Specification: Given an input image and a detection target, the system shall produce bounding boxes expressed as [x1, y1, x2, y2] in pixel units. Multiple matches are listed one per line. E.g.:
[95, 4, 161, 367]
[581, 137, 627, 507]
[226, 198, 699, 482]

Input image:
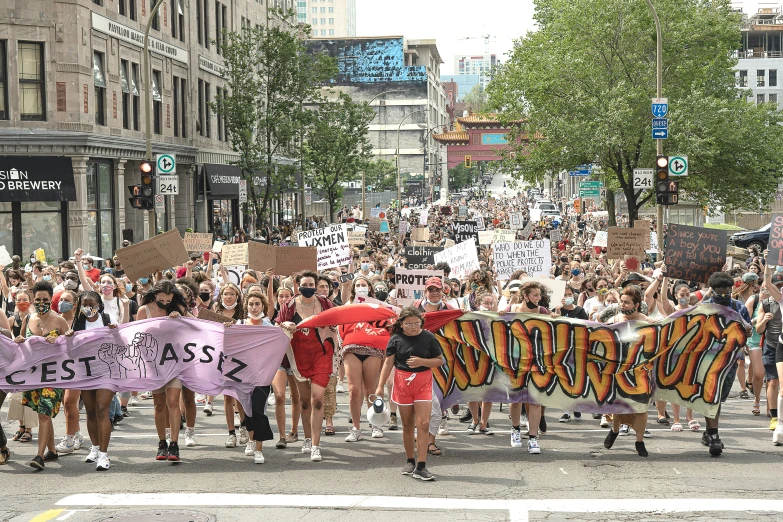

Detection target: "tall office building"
[454, 54, 500, 90]
[297, 0, 356, 37]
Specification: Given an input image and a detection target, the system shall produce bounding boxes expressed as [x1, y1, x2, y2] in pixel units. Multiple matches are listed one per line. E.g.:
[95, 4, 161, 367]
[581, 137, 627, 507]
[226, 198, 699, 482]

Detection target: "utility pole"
[646, 0, 665, 251]
[143, 0, 166, 239]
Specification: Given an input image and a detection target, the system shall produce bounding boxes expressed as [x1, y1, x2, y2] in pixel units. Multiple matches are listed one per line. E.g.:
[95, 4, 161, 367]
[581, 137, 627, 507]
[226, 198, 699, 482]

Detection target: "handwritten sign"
[453, 220, 480, 246]
[115, 228, 189, 282]
[368, 218, 381, 232]
[402, 245, 444, 269]
[419, 209, 429, 226]
[197, 307, 230, 323]
[634, 220, 652, 249]
[398, 220, 409, 236]
[348, 230, 366, 245]
[549, 229, 562, 243]
[768, 214, 783, 266]
[220, 243, 249, 266]
[592, 230, 608, 248]
[492, 229, 516, 243]
[493, 240, 551, 280]
[607, 227, 647, 258]
[458, 205, 468, 217]
[478, 231, 494, 245]
[298, 224, 350, 269]
[212, 240, 223, 253]
[184, 232, 213, 252]
[475, 216, 485, 231]
[0, 245, 12, 266]
[664, 223, 727, 284]
[411, 228, 430, 242]
[394, 269, 444, 307]
[520, 220, 533, 240]
[434, 239, 480, 279]
[510, 212, 524, 230]
[248, 242, 317, 275]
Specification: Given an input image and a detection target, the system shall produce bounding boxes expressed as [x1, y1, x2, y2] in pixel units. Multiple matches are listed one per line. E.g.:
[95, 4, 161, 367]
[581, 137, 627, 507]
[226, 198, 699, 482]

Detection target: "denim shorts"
[763, 340, 779, 381]
[720, 361, 738, 403]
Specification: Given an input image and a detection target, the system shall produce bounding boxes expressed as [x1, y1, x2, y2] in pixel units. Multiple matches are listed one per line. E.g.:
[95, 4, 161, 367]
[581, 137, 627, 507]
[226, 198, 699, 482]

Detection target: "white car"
[541, 209, 562, 221]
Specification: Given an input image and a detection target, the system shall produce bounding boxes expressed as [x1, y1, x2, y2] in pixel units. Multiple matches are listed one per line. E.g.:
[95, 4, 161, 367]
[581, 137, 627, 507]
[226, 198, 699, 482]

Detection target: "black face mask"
[375, 291, 389, 302]
[525, 300, 537, 309]
[199, 292, 211, 303]
[300, 287, 317, 298]
[155, 301, 169, 310]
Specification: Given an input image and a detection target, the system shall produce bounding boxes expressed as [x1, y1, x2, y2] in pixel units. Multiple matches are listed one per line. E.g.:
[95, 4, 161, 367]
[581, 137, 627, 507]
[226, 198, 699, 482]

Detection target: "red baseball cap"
[425, 277, 442, 289]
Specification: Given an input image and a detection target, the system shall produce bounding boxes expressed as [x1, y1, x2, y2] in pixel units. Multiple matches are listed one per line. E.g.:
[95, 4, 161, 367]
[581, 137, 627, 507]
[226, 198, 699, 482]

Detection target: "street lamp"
[396, 109, 428, 205]
[143, 0, 166, 240]
[646, 0, 665, 249]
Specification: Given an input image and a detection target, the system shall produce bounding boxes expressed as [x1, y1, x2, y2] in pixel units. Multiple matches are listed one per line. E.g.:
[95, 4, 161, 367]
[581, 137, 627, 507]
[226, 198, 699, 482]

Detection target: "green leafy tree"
[487, 0, 783, 224]
[448, 163, 477, 191]
[463, 84, 488, 114]
[303, 92, 375, 222]
[214, 9, 337, 226]
[365, 158, 398, 191]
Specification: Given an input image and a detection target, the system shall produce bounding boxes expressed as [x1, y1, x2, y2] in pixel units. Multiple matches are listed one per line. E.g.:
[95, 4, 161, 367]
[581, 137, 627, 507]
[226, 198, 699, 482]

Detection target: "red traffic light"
[141, 161, 154, 174]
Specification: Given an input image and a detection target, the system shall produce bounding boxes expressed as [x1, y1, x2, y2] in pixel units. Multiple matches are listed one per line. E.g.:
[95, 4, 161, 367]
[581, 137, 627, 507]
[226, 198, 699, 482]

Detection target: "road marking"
[29, 510, 64, 522]
[56, 511, 87, 521]
[673, 467, 681, 475]
[559, 467, 568, 475]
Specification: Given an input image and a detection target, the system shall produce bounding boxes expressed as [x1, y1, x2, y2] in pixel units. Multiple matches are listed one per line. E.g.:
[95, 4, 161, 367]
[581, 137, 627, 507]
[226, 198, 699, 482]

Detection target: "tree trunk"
[623, 184, 640, 225]
[606, 189, 616, 227]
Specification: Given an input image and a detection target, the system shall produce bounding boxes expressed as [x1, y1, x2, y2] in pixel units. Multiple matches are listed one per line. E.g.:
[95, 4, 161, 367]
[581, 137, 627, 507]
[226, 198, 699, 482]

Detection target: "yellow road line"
[29, 510, 64, 522]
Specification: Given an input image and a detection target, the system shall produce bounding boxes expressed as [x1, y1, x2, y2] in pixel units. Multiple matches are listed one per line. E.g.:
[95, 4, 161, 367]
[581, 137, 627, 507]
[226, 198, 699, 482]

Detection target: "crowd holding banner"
[0, 183, 774, 480]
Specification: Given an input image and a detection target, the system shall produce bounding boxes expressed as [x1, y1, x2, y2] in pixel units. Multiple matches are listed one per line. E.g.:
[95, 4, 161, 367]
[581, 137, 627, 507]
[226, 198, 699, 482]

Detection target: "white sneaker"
[139, 391, 153, 400]
[438, 415, 449, 435]
[600, 415, 610, 428]
[345, 427, 362, 442]
[267, 394, 275, 406]
[85, 445, 100, 463]
[510, 428, 523, 448]
[73, 432, 83, 450]
[165, 428, 171, 443]
[371, 426, 384, 438]
[301, 438, 313, 454]
[195, 394, 206, 405]
[225, 433, 237, 448]
[184, 428, 196, 447]
[96, 452, 110, 471]
[128, 395, 140, 406]
[239, 427, 249, 445]
[56, 435, 76, 454]
[336, 381, 346, 393]
[619, 424, 630, 436]
[528, 436, 541, 454]
[773, 429, 783, 446]
[203, 403, 213, 416]
[254, 450, 265, 464]
[521, 414, 529, 431]
[245, 440, 255, 456]
[310, 445, 322, 462]
[467, 422, 478, 434]
[559, 412, 571, 423]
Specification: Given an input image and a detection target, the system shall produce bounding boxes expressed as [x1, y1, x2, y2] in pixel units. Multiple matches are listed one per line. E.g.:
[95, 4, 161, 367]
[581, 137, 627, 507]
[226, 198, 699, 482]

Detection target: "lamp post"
[143, 0, 166, 240]
[645, 0, 665, 250]
[396, 109, 428, 205]
[361, 89, 402, 219]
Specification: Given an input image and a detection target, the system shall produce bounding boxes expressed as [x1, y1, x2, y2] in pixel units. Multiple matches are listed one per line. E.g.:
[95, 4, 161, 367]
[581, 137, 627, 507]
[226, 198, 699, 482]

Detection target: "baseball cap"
[425, 277, 442, 289]
[621, 272, 651, 288]
[742, 272, 759, 283]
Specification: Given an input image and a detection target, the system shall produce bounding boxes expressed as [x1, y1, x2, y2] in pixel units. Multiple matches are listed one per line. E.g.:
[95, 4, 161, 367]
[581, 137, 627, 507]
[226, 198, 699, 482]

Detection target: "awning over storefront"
[0, 156, 76, 202]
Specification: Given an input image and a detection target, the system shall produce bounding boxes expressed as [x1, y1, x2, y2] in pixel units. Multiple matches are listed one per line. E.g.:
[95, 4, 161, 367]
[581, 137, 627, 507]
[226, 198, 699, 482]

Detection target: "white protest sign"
[493, 229, 516, 243]
[520, 221, 533, 240]
[348, 230, 366, 245]
[212, 241, 224, 253]
[530, 209, 542, 222]
[394, 269, 444, 307]
[433, 239, 480, 279]
[518, 276, 567, 307]
[493, 240, 552, 280]
[549, 229, 562, 243]
[399, 220, 409, 236]
[478, 231, 494, 245]
[475, 216, 485, 231]
[298, 224, 350, 269]
[592, 230, 608, 248]
[0, 245, 13, 266]
[510, 212, 524, 230]
[419, 208, 429, 226]
[648, 231, 659, 253]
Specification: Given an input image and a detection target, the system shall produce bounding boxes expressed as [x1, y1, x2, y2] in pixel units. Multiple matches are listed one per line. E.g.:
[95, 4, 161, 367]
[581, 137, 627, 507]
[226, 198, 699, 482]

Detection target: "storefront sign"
[91, 12, 188, 64]
[198, 55, 225, 77]
[0, 156, 76, 202]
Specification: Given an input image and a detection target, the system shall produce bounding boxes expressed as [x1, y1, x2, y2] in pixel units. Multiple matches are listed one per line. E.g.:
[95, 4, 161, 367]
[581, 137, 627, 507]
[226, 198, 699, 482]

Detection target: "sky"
[355, 0, 538, 75]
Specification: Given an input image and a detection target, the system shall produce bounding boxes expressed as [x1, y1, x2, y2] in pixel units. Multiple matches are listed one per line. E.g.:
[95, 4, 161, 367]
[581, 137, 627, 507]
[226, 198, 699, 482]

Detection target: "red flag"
[423, 309, 465, 332]
[296, 303, 397, 329]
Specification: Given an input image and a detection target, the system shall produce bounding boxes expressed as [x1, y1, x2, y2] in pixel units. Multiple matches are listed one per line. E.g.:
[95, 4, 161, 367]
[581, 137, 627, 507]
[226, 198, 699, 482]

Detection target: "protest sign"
[459, 205, 468, 217]
[212, 241, 223, 252]
[368, 218, 381, 232]
[298, 224, 351, 269]
[220, 265, 245, 286]
[634, 220, 652, 249]
[510, 212, 524, 230]
[549, 229, 561, 243]
[0, 317, 290, 414]
[453, 220, 480, 246]
[529, 209, 542, 222]
[492, 229, 516, 243]
[440, 206, 452, 216]
[184, 232, 213, 253]
[607, 227, 647, 259]
[493, 240, 551, 279]
[478, 231, 494, 245]
[411, 228, 430, 242]
[402, 245, 444, 269]
[726, 255, 734, 271]
[348, 230, 366, 245]
[220, 243, 249, 266]
[398, 220, 409, 236]
[380, 220, 390, 233]
[419, 209, 429, 226]
[475, 216, 485, 231]
[592, 230, 608, 248]
[115, 228, 189, 282]
[370, 208, 386, 219]
[518, 276, 566, 305]
[35, 248, 46, 263]
[429, 304, 746, 418]
[394, 269, 444, 307]
[649, 231, 659, 253]
[434, 239, 480, 279]
[197, 307, 230, 323]
[520, 220, 533, 240]
[0, 245, 12, 266]
[444, 239, 455, 249]
[767, 214, 783, 266]
[248, 242, 317, 275]
[664, 223, 727, 283]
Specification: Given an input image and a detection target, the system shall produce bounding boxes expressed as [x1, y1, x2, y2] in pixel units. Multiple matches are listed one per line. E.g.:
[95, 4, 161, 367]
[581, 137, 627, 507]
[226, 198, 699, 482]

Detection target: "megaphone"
[366, 394, 391, 427]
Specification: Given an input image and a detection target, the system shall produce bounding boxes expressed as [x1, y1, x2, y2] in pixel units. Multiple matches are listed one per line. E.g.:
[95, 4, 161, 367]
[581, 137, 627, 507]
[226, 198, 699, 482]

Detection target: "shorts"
[323, 375, 337, 418]
[428, 389, 441, 437]
[391, 369, 433, 406]
[763, 341, 780, 381]
[278, 365, 294, 376]
[720, 361, 738, 404]
[153, 378, 183, 395]
[747, 341, 762, 352]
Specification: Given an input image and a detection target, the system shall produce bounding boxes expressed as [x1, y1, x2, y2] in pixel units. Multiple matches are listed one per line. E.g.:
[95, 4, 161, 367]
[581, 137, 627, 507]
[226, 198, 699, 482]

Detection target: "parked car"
[541, 209, 562, 221]
[729, 222, 770, 250]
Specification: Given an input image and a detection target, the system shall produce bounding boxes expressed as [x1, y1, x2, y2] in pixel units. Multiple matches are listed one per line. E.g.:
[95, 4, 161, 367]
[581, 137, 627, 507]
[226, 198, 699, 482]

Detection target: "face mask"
[355, 287, 369, 297]
[375, 291, 389, 302]
[139, 278, 149, 285]
[82, 264, 89, 271]
[35, 302, 50, 314]
[479, 305, 489, 311]
[199, 292, 211, 303]
[678, 297, 689, 306]
[471, 283, 479, 291]
[571, 269, 581, 277]
[525, 300, 537, 309]
[564, 297, 574, 306]
[15, 302, 30, 312]
[221, 299, 238, 310]
[63, 279, 78, 291]
[81, 306, 97, 318]
[777, 266, 783, 273]
[247, 311, 263, 320]
[58, 301, 74, 313]
[43, 275, 52, 281]
[361, 263, 370, 271]
[100, 284, 114, 295]
[155, 300, 169, 310]
[427, 299, 442, 306]
[621, 307, 635, 315]
[29, 257, 35, 264]
[125, 284, 133, 293]
[300, 287, 317, 298]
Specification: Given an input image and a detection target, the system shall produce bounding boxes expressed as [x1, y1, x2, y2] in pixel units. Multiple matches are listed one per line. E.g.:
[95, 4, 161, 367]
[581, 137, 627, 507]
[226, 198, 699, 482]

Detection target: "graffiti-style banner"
[0, 317, 289, 412]
[431, 305, 747, 417]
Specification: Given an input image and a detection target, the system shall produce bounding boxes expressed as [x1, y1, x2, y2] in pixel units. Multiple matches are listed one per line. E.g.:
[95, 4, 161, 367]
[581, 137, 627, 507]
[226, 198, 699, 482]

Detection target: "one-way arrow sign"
[652, 128, 668, 140]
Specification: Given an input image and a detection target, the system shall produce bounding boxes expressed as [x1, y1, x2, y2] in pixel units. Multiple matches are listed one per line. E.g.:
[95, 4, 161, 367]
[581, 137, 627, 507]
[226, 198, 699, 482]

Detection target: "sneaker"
[29, 455, 44, 470]
[559, 413, 571, 423]
[195, 394, 207, 405]
[204, 403, 213, 416]
[239, 427, 249, 445]
[85, 445, 100, 463]
[527, 437, 541, 454]
[55, 435, 76, 454]
[267, 394, 275, 406]
[128, 395, 140, 406]
[276, 438, 287, 449]
[139, 391, 153, 400]
[121, 406, 130, 418]
[301, 438, 313, 454]
[156, 440, 168, 461]
[438, 415, 449, 435]
[234, 412, 241, 428]
[451, 404, 460, 415]
[773, 429, 783, 446]
[96, 453, 110, 471]
[336, 381, 346, 393]
[459, 410, 473, 423]
[643, 430, 652, 438]
[167, 442, 180, 461]
[371, 426, 384, 439]
[184, 428, 196, 447]
[770, 418, 778, 431]
[708, 436, 723, 456]
[592, 413, 602, 420]
[42, 451, 59, 463]
[286, 432, 299, 443]
[225, 433, 237, 448]
[600, 415, 610, 428]
[521, 414, 529, 431]
[245, 440, 255, 456]
[254, 450, 265, 464]
[165, 428, 171, 443]
[310, 445, 322, 462]
[73, 432, 83, 450]
[401, 461, 415, 475]
[345, 427, 363, 442]
[619, 424, 630, 436]
[479, 425, 494, 435]
[573, 412, 581, 419]
[466, 422, 478, 434]
[539, 416, 547, 435]
[510, 428, 523, 448]
[412, 466, 435, 481]
[388, 413, 398, 431]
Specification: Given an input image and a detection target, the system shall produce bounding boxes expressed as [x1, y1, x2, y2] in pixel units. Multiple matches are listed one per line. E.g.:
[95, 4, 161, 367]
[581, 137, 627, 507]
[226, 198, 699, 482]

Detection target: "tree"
[464, 84, 488, 114]
[365, 158, 398, 191]
[215, 9, 337, 227]
[448, 163, 477, 191]
[303, 92, 375, 222]
[487, 0, 783, 224]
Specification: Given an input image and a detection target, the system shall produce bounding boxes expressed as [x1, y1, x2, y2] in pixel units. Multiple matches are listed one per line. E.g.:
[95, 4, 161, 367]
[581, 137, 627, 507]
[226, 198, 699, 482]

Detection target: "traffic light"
[129, 161, 155, 210]
[464, 155, 472, 168]
[655, 155, 672, 205]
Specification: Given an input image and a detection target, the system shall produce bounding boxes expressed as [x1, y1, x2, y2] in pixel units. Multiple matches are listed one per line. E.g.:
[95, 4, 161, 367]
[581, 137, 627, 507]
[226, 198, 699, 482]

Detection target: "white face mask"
[355, 287, 369, 297]
[247, 311, 263, 320]
[221, 300, 238, 310]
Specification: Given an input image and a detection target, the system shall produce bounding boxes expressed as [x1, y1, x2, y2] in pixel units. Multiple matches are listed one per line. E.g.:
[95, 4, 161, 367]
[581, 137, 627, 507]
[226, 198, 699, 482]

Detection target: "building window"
[150, 0, 160, 30]
[152, 70, 162, 134]
[197, 79, 204, 135]
[21, 202, 63, 261]
[312, 18, 317, 24]
[320, 18, 325, 24]
[203, 0, 210, 49]
[173, 75, 180, 137]
[131, 62, 140, 130]
[771, 69, 778, 87]
[0, 41, 7, 120]
[312, 6, 316, 12]
[320, 6, 325, 12]
[120, 60, 130, 129]
[328, 6, 333, 11]
[217, 87, 227, 142]
[85, 161, 115, 258]
[738, 70, 747, 87]
[215, 1, 222, 54]
[93, 52, 106, 126]
[93, 0, 103, 4]
[204, 81, 211, 138]
[119, 0, 137, 18]
[320, 29, 326, 36]
[18, 42, 45, 121]
[757, 93, 765, 104]
[329, 17, 334, 24]
[757, 70, 765, 87]
[221, 4, 227, 50]
[770, 93, 778, 104]
[197, 0, 202, 44]
[180, 77, 187, 138]
[172, 0, 185, 42]
[329, 29, 334, 35]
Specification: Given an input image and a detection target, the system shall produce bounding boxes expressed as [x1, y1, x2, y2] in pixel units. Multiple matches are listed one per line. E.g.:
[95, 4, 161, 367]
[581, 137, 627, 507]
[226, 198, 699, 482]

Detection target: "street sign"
[238, 180, 247, 204]
[579, 189, 600, 197]
[669, 155, 688, 177]
[157, 175, 179, 195]
[651, 98, 668, 118]
[652, 128, 668, 140]
[579, 181, 603, 188]
[155, 153, 176, 174]
[569, 170, 590, 177]
[652, 118, 668, 129]
[633, 168, 654, 189]
[154, 194, 164, 214]
[600, 188, 607, 198]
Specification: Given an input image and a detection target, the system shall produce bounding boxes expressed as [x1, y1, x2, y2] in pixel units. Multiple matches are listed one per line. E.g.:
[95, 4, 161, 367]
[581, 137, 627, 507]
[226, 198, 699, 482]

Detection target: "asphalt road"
[3, 378, 783, 522]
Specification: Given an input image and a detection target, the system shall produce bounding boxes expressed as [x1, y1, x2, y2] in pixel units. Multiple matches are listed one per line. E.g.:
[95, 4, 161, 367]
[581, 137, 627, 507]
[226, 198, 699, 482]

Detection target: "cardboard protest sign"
[348, 230, 366, 245]
[394, 269, 444, 307]
[419, 209, 429, 226]
[493, 240, 552, 279]
[298, 224, 351, 269]
[767, 214, 783, 266]
[664, 223, 727, 284]
[220, 243, 249, 266]
[478, 231, 494, 246]
[248, 241, 317, 275]
[444, 239, 455, 249]
[434, 239, 480, 279]
[411, 228, 430, 242]
[458, 205, 468, 217]
[607, 227, 647, 259]
[592, 231, 608, 248]
[493, 229, 516, 243]
[549, 229, 562, 243]
[368, 218, 381, 232]
[510, 212, 524, 230]
[115, 228, 189, 282]
[184, 232, 213, 253]
[520, 220, 533, 240]
[634, 220, 652, 249]
[453, 220, 480, 246]
[402, 245, 444, 269]
[398, 220, 409, 236]
[475, 216, 485, 231]
[197, 307, 230, 323]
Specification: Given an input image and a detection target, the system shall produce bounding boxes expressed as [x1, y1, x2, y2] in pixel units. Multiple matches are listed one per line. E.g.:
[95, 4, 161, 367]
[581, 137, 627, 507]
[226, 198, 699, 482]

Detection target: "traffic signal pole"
[143, 0, 166, 239]
[646, 0, 665, 252]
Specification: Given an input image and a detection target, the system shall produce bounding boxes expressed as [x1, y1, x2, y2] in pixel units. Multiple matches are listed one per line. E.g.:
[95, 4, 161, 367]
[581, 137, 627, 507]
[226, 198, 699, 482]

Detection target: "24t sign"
[157, 175, 179, 195]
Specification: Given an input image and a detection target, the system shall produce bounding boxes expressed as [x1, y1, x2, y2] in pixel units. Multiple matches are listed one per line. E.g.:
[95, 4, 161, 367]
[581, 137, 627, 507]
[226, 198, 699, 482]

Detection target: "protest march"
[0, 188, 773, 484]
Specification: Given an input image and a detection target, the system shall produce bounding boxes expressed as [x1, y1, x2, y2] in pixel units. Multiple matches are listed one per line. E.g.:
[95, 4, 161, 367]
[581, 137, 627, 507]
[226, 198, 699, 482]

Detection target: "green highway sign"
[579, 181, 603, 189]
[579, 189, 600, 197]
